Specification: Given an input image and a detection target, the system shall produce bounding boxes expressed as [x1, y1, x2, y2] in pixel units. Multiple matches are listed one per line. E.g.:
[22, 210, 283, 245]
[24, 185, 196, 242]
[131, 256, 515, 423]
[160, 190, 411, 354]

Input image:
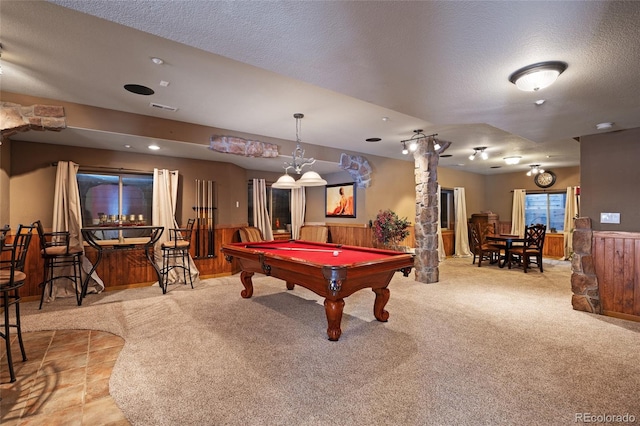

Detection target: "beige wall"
[0, 138, 11, 226]
[485, 166, 580, 222]
[581, 127, 640, 232]
[9, 141, 247, 229]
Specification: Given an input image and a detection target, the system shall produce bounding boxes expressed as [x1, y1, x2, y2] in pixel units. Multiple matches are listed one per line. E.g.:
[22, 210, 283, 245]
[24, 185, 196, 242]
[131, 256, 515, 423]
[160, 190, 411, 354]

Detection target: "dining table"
[80, 225, 164, 303]
[485, 233, 525, 268]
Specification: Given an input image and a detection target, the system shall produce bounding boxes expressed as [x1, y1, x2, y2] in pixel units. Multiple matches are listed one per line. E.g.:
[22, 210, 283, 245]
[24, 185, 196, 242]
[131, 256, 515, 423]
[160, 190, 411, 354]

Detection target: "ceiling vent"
[149, 102, 178, 112]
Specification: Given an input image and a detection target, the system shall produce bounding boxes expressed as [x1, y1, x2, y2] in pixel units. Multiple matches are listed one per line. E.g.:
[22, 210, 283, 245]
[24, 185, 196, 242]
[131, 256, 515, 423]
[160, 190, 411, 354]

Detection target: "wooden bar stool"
[160, 219, 195, 293]
[0, 224, 35, 382]
[35, 220, 84, 309]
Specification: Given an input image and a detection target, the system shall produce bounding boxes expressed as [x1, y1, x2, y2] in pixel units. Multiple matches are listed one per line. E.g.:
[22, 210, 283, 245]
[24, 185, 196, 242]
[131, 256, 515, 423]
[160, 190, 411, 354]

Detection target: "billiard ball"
[333, 250, 339, 256]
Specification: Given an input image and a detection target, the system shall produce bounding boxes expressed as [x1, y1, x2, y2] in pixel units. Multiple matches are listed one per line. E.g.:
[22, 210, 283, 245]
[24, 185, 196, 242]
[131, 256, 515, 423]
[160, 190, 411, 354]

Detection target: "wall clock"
[534, 170, 556, 188]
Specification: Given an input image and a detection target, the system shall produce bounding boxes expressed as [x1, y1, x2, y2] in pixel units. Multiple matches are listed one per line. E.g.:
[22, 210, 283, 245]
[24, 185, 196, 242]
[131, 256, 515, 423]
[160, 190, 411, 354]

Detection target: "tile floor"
[1, 329, 129, 425]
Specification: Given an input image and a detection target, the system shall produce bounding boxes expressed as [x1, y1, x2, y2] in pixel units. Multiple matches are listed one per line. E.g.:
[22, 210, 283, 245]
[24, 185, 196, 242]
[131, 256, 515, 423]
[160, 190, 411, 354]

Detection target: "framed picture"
[325, 183, 356, 218]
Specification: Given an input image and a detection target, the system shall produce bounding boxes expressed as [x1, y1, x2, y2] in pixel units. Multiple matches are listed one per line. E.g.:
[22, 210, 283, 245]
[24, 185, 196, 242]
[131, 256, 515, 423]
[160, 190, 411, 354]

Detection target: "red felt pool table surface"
[221, 240, 414, 341]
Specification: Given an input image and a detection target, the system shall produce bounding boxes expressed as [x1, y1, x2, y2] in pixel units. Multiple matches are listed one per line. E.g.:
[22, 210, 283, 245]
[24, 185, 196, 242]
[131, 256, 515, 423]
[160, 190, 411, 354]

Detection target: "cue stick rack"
[193, 179, 217, 259]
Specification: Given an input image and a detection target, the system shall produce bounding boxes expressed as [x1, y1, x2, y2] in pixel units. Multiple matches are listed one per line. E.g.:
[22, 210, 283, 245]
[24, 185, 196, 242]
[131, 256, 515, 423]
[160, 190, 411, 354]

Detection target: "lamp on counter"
[400, 130, 439, 155]
[509, 61, 568, 92]
[526, 164, 545, 176]
[272, 113, 327, 188]
[469, 146, 488, 161]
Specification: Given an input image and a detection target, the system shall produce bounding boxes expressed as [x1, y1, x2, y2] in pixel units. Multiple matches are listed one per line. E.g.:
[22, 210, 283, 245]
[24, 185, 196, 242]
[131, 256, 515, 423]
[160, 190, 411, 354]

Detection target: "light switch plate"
[600, 213, 620, 224]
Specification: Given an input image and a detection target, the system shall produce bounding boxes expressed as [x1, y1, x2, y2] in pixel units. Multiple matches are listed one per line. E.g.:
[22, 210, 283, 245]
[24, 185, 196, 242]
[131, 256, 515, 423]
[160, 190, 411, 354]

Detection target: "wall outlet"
[600, 212, 620, 224]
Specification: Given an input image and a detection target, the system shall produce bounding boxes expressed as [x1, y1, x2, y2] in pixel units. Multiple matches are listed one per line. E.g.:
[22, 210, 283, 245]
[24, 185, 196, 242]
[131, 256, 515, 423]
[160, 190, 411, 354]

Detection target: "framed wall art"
[325, 183, 356, 218]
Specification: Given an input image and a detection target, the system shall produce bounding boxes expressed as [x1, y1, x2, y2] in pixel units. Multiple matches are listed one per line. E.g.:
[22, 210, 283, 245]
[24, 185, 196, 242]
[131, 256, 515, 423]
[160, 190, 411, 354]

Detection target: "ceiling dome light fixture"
[469, 146, 488, 161]
[272, 113, 327, 189]
[509, 61, 568, 91]
[596, 122, 614, 130]
[503, 156, 522, 165]
[400, 130, 439, 155]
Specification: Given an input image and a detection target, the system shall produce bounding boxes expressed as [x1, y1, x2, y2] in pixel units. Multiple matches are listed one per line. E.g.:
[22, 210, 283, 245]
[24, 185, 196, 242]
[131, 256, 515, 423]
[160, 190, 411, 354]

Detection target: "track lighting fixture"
[400, 130, 439, 155]
[526, 164, 545, 176]
[469, 147, 488, 161]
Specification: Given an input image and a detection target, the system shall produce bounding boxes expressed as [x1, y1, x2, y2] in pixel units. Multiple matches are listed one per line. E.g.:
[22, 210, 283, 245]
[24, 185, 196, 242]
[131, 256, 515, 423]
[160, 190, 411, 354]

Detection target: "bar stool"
[160, 219, 195, 293]
[0, 223, 35, 382]
[35, 220, 84, 309]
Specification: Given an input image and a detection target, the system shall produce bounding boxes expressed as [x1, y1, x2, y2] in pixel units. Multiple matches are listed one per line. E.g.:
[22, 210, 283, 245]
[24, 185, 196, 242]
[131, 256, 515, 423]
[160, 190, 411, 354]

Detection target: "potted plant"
[373, 209, 410, 251]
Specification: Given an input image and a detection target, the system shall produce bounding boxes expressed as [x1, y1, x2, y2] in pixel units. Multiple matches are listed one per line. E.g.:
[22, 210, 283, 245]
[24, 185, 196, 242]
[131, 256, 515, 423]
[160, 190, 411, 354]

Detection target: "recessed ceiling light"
[148, 145, 160, 150]
[382, 117, 389, 122]
[535, 99, 546, 105]
[365, 137, 381, 142]
[503, 156, 522, 165]
[124, 144, 131, 149]
[151, 57, 164, 65]
[159, 80, 170, 87]
[596, 122, 613, 130]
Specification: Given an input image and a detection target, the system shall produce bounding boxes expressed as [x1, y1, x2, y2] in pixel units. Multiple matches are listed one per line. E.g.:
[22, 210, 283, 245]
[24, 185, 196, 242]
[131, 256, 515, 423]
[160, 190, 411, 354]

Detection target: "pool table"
[221, 240, 414, 341]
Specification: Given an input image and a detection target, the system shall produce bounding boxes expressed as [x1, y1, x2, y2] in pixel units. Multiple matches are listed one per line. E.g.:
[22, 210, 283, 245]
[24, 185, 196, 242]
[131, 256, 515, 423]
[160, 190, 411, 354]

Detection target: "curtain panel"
[453, 187, 471, 257]
[252, 178, 274, 241]
[510, 189, 526, 237]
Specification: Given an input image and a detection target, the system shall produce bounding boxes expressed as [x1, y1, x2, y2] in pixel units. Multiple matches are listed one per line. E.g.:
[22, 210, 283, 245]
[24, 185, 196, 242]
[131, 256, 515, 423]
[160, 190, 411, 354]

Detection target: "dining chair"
[160, 218, 195, 293]
[298, 225, 329, 243]
[0, 223, 35, 382]
[508, 224, 547, 273]
[469, 222, 501, 267]
[35, 220, 84, 309]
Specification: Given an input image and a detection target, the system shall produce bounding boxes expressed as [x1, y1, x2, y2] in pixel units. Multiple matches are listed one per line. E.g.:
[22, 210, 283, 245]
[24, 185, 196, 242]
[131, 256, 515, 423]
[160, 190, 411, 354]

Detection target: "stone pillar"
[413, 138, 451, 283]
[570, 217, 601, 313]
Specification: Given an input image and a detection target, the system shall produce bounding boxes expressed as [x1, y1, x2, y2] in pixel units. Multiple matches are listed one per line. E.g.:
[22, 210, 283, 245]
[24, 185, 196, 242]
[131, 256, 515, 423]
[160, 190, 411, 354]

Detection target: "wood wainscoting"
[325, 224, 454, 257]
[593, 231, 640, 321]
[17, 225, 243, 301]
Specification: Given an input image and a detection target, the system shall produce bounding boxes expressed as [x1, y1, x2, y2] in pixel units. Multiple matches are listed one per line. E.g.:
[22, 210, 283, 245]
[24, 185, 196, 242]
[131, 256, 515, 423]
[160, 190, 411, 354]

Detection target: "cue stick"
[195, 179, 200, 258]
[208, 180, 214, 257]
[245, 245, 342, 253]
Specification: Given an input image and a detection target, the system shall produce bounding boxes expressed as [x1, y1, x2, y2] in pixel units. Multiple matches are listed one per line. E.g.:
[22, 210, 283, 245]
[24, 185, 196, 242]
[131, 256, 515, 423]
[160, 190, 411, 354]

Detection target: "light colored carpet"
[19, 258, 640, 425]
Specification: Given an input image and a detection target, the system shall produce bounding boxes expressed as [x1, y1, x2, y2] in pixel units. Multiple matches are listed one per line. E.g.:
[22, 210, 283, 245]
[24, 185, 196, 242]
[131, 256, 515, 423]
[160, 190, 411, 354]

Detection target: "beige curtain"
[290, 187, 306, 240]
[437, 185, 446, 261]
[153, 168, 199, 283]
[563, 186, 580, 260]
[510, 189, 526, 237]
[253, 178, 274, 241]
[48, 161, 104, 302]
[453, 187, 471, 257]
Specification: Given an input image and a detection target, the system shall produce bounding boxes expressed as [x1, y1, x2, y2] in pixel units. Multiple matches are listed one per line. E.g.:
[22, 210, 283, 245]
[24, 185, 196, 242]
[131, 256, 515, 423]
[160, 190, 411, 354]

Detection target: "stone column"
[413, 138, 450, 283]
[570, 217, 601, 313]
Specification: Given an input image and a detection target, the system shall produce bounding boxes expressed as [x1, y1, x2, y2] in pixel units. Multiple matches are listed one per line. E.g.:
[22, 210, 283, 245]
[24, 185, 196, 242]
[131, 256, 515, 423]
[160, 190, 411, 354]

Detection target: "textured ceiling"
[3, 1, 640, 174]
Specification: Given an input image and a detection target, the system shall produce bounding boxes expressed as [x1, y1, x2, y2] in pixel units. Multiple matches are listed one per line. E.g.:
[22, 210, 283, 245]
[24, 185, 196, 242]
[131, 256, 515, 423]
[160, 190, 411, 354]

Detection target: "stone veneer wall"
[209, 135, 279, 158]
[570, 217, 601, 313]
[0, 102, 66, 138]
[413, 138, 451, 284]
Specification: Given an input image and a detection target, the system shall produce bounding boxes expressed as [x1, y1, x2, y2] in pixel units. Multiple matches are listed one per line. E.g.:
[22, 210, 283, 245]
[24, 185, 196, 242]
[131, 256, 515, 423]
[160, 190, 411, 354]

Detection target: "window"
[247, 182, 291, 231]
[440, 189, 454, 230]
[77, 172, 154, 227]
[525, 192, 566, 231]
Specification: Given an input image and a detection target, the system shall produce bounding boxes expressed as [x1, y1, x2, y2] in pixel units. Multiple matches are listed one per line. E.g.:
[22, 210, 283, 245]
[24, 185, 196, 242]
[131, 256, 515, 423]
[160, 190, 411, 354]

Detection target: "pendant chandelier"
[272, 113, 327, 188]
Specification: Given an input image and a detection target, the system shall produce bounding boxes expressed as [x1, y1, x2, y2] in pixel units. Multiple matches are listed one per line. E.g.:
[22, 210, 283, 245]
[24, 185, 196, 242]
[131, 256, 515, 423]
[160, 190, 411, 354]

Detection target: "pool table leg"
[286, 281, 295, 290]
[240, 271, 254, 298]
[372, 287, 390, 322]
[324, 298, 345, 341]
